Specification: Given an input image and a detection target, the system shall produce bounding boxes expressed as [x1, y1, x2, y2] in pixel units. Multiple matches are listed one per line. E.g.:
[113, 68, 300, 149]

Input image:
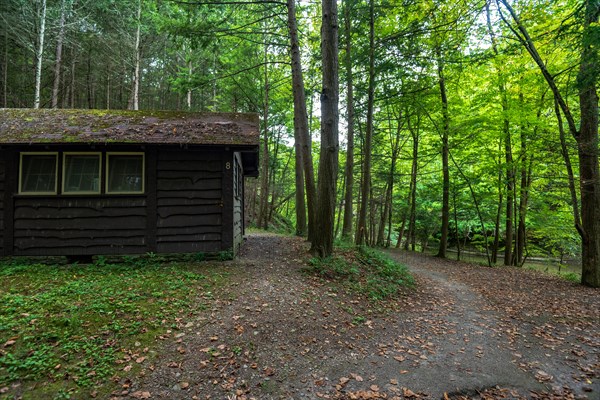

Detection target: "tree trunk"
[504, 120, 515, 266]
[555, 99, 583, 237]
[86, 45, 93, 109]
[287, 0, 308, 236]
[34, 0, 47, 109]
[129, 0, 142, 110]
[187, 56, 193, 109]
[105, 67, 110, 109]
[341, 0, 355, 241]
[492, 148, 502, 264]
[576, 0, 600, 287]
[396, 213, 407, 248]
[310, 0, 339, 258]
[453, 186, 461, 261]
[377, 185, 390, 246]
[488, 2, 514, 266]
[436, 54, 450, 258]
[406, 113, 419, 252]
[69, 47, 76, 108]
[52, 0, 68, 108]
[258, 46, 270, 230]
[498, 0, 599, 285]
[515, 91, 537, 265]
[3, 21, 8, 107]
[356, 0, 375, 246]
[378, 111, 403, 247]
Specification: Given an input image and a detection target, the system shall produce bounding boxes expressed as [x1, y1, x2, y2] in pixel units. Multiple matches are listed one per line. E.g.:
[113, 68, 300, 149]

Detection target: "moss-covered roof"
[0, 108, 259, 146]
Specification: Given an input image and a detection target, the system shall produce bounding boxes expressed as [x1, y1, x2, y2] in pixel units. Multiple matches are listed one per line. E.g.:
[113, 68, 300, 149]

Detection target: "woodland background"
[1, 0, 599, 282]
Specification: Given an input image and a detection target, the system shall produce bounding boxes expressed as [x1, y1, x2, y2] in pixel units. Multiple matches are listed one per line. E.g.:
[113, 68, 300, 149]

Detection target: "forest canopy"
[1, 0, 599, 286]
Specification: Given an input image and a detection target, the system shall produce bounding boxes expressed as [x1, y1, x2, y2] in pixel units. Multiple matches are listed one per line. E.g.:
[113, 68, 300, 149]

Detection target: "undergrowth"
[0, 256, 226, 398]
[306, 246, 414, 300]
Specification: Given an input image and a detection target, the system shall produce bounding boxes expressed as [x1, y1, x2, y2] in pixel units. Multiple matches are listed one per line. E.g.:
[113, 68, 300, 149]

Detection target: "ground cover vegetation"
[0, 255, 227, 398]
[1, 1, 598, 283]
[0, 237, 416, 398]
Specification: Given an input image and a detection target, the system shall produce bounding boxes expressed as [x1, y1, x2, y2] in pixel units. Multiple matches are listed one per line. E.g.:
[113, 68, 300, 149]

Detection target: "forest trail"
[130, 234, 599, 399]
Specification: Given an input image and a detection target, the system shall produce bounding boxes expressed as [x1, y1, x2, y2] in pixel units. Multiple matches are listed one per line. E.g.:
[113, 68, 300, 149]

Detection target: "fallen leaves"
[534, 370, 553, 382]
[131, 391, 151, 399]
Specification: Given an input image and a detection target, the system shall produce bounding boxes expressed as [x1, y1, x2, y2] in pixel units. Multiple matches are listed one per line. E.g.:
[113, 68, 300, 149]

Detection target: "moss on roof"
[0, 108, 259, 146]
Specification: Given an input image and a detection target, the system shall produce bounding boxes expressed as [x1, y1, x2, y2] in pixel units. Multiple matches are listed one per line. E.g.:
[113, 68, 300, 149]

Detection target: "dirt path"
[127, 234, 599, 400]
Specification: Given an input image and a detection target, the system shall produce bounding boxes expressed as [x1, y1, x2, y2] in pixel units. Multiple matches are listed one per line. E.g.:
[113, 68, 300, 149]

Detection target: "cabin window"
[19, 153, 58, 194]
[62, 153, 101, 194]
[106, 153, 145, 194]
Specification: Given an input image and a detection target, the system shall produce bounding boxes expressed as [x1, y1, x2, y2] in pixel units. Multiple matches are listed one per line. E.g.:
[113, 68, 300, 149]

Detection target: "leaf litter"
[115, 234, 598, 399]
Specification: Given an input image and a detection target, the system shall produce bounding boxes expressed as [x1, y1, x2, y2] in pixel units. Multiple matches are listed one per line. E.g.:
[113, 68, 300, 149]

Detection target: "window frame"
[18, 152, 59, 195]
[105, 152, 145, 195]
[61, 152, 102, 195]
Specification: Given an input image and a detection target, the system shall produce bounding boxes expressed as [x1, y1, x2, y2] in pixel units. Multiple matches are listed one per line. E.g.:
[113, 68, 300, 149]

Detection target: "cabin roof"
[0, 109, 259, 146]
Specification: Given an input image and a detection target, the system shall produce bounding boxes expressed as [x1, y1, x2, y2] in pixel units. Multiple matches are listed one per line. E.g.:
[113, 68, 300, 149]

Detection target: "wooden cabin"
[0, 109, 259, 258]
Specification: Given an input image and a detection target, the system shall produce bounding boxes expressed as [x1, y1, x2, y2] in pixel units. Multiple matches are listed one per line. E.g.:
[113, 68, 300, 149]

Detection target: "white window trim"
[62, 152, 102, 195]
[18, 152, 59, 195]
[105, 152, 145, 194]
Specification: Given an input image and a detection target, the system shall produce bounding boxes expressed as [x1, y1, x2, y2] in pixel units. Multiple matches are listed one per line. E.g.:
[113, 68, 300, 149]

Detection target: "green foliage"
[305, 246, 414, 300]
[0, 258, 223, 394]
[559, 272, 581, 283]
[218, 250, 234, 261]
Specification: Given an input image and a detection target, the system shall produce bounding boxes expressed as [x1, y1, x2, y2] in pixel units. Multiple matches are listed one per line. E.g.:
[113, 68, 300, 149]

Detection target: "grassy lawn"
[0, 255, 227, 399]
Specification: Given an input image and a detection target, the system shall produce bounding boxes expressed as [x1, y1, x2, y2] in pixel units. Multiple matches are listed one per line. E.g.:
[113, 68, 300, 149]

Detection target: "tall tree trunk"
[187, 57, 193, 109]
[405, 111, 419, 252]
[69, 47, 76, 108]
[515, 91, 538, 265]
[377, 185, 389, 246]
[86, 45, 93, 109]
[3, 21, 8, 107]
[106, 65, 111, 109]
[310, 0, 339, 258]
[436, 54, 450, 258]
[555, 99, 582, 237]
[492, 145, 503, 264]
[129, 0, 142, 110]
[497, 0, 600, 285]
[287, 0, 308, 236]
[52, 0, 68, 108]
[395, 213, 407, 248]
[356, 0, 375, 246]
[258, 46, 270, 230]
[377, 111, 403, 247]
[576, 0, 600, 287]
[504, 120, 515, 266]
[341, 0, 355, 241]
[34, 0, 47, 109]
[487, 2, 515, 266]
[453, 186, 461, 261]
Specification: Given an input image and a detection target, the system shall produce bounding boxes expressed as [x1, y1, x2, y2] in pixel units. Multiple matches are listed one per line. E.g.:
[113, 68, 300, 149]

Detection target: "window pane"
[107, 155, 144, 193]
[64, 154, 100, 193]
[21, 154, 57, 193]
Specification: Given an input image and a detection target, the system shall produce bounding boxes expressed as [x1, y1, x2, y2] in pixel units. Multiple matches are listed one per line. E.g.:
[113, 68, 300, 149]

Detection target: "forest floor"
[127, 233, 599, 400]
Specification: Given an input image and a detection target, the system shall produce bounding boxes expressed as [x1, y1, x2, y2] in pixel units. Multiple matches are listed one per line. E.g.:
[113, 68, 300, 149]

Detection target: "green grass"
[306, 246, 414, 300]
[0, 256, 226, 398]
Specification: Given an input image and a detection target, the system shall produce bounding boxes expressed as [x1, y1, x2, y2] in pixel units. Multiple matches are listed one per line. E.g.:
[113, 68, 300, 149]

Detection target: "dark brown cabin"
[0, 109, 259, 258]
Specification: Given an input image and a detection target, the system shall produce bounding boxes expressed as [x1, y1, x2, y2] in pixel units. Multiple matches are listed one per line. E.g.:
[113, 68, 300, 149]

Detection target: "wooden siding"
[0, 154, 4, 254]
[13, 197, 147, 255]
[156, 150, 223, 253]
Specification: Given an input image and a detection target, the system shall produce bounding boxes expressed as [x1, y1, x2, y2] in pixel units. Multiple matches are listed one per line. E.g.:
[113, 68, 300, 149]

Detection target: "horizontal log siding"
[156, 150, 223, 253]
[13, 197, 147, 255]
[0, 155, 4, 253]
